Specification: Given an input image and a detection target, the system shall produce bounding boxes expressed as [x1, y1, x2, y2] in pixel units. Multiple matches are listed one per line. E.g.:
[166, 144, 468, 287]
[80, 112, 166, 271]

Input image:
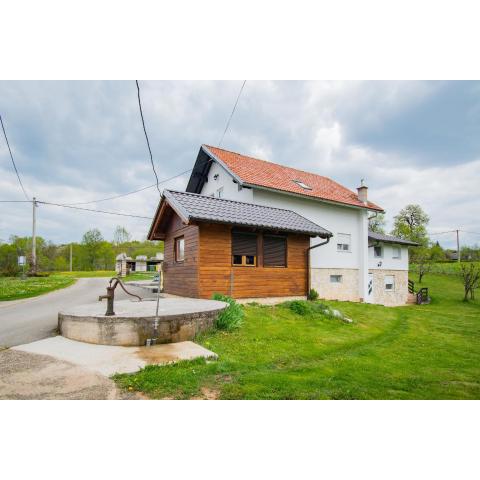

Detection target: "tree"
[460, 263, 480, 301]
[0, 244, 19, 276]
[412, 247, 432, 283]
[430, 241, 446, 262]
[113, 225, 131, 246]
[369, 213, 386, 233]
[82, 229, 104, 270]
[391, 204, 430, 246]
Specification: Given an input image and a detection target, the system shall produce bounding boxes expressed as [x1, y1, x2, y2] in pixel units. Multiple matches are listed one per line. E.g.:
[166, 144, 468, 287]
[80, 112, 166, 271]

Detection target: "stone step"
[407, 293, 417, 304]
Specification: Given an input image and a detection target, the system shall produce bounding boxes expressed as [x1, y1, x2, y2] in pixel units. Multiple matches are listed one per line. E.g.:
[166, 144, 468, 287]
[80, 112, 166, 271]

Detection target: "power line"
[37, 201, 152, 219]
[63, 168, 193, 206]
[66, 81, 247, 206]
[0, 114, 30, 201]
[461, 230, 480, 236]
[218, 80, 246, 147]
[428, 230, 457, 236]
[136, 80, 160, 196]
[0, 200, 32, 203]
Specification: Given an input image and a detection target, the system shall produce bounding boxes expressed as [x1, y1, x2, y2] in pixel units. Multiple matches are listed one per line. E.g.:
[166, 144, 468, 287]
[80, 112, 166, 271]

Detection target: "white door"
[366, 273, 374, 303]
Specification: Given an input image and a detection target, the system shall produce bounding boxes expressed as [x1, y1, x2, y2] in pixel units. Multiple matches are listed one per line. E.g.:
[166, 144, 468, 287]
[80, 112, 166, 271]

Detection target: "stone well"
[58, 298, 227, 346]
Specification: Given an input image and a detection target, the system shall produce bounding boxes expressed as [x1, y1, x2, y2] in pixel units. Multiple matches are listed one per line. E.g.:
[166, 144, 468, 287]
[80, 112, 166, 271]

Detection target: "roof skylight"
[292, 180, 312, 190]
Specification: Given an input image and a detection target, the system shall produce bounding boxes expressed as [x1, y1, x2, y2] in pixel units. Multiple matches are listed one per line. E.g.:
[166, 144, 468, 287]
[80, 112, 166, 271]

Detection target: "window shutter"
[263, 235, 286, 267]
[232, 232, 257, 256]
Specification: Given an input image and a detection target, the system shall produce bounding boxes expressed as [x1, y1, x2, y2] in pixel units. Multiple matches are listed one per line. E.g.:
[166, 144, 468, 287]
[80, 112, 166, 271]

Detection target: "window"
[292, 179, 312, 190]
[174, 236, 185, 262]
[216, 187, 223, 198]
[330, 275, 343, 283]
[392, 246, 401, 259]
[336, 233, 351, 252]
[374, 245, 383, 258]
[232, 231, 257, 267]
[384, 275, 395, 291]
[263, 235, 287, 267]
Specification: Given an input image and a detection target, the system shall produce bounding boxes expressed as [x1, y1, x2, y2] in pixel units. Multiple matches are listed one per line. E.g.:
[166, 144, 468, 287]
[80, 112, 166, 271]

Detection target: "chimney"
[357, 179, 368, 203]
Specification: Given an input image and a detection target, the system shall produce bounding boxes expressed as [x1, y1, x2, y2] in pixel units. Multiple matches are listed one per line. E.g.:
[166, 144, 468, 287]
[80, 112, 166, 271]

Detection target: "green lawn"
[114, 273, 480, 399]
[0, 270, 157, 301]
[0, 275, 76, 301]
[56, 270, 116, 278]
[411, 261, 480, 276]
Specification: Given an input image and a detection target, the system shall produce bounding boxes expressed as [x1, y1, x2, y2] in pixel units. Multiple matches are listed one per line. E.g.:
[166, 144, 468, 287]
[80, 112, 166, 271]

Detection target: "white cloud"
[0, 80, 478, 249]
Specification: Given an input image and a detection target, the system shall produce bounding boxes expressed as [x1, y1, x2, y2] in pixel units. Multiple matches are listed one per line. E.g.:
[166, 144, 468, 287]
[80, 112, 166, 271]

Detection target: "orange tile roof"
[203, 145, 384, 212]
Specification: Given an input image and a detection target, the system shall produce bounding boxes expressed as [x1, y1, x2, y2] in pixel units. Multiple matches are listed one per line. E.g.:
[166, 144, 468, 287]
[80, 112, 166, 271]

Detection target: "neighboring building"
[115, 252, 164, 277]
[148, 145, 417, 306]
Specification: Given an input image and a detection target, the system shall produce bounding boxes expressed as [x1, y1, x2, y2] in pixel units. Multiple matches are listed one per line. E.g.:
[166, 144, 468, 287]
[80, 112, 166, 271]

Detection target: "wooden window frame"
[174, 235, 185, 263]
[231, 231, 258, 267]
[232, 254, 257, 267]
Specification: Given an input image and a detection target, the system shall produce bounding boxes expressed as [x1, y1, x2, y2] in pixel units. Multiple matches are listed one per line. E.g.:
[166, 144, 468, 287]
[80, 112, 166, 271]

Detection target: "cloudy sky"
[1, 80, 479, 248]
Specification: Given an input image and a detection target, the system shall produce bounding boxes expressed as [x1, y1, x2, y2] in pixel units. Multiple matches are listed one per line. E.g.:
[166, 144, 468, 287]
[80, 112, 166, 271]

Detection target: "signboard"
[18, 255, 26, 266]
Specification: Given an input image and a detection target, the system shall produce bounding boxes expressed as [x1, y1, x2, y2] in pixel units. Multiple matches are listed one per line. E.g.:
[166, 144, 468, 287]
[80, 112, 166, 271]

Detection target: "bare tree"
[412, 247, 431, 283]
[460, 263, 480, 301]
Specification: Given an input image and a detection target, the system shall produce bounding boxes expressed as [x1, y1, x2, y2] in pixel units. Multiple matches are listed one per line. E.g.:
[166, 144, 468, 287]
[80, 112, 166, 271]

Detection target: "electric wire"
[136, 80, 161, 196]
[37, 201, 152, 219]
[63, 168, 193, 206]
[218, 80, 246, 147]
[0, 114, 30, 200]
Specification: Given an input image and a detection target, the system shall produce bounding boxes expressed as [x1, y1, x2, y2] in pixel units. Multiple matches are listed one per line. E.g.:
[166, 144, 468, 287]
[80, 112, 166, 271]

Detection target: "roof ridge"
[164, 189, 324, 225]
[203, 144, 331, 182]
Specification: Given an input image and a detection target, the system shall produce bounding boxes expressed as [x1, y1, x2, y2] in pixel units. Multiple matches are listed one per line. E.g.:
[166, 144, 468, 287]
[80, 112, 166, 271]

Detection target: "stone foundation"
[369, 269, 408, 306]
[310, 268, 360, 302]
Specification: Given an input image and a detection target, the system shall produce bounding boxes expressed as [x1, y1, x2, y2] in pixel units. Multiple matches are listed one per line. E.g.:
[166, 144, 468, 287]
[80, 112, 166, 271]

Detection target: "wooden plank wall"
[198, 223, 309, 299]
[163, 216, 199, 298]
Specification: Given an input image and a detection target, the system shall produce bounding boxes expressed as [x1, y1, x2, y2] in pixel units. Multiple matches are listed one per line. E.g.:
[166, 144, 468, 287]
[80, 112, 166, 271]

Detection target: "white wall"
[368, 244, 409, 270]
[252, 188, 365, 270]
[200, 162, 254, 202]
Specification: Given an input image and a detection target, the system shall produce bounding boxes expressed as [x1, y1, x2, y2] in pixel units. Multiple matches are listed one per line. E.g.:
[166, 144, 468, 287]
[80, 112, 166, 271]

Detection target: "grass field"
[411, 261, 480, 277]
[0, 270, 157, 301]
[0, 275, 76, 301]
[56, 270, 116, 278]
[114, 273, 480, 399]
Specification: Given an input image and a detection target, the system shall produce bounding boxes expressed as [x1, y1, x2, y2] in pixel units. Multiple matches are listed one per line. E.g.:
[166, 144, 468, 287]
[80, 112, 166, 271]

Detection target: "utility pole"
[456, 229, 461, 263]
[32, 197, 37, 274]
[70, 243, 73, 272]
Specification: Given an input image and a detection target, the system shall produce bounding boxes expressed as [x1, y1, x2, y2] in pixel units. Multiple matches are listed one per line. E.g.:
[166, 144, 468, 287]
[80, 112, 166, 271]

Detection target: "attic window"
[292, 180, 312, 190]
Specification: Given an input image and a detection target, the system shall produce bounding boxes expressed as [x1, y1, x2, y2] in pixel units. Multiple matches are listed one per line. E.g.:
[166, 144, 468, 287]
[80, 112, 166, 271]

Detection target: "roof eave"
[201, 145, 245, 186]
[190, 216, 332, 238]
[242, 183, 385, 213]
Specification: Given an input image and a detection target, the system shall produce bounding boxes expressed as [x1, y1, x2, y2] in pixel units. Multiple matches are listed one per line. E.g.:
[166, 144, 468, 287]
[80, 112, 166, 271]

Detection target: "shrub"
[307, 288, 319, 301]
[212, 293, 244, 330]
[287, 300, 311, 316]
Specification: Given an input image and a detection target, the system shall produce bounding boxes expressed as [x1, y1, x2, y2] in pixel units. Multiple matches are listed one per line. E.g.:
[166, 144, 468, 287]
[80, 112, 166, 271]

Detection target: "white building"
[115, 252, 164, 277]
[184, 144, 417, 306]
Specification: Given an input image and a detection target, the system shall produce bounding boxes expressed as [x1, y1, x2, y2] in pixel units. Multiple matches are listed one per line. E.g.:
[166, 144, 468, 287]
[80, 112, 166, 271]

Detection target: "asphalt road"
[0, 277, 148, 348]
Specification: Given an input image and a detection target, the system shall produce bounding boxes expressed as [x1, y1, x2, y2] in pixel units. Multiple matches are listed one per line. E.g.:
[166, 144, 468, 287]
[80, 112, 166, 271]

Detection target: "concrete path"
[13, 336, 217, 376]
[0, 277, 148, 348]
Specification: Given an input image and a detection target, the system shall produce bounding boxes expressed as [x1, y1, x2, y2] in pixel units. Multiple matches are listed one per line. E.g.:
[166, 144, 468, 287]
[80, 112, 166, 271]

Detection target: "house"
[148, 145, 417, 306]
[115, 252, 164, 277]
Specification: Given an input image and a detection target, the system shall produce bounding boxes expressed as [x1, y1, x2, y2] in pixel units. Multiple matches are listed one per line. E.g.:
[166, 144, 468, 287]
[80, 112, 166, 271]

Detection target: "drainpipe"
[306, 236, 331, 295]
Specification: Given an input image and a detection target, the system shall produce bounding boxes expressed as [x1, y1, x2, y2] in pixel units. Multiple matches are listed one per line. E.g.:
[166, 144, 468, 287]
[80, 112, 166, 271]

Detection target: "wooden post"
[70, 243, 73, 271]
[456, 230, 461, 263]
[31, 197, 37, 274]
